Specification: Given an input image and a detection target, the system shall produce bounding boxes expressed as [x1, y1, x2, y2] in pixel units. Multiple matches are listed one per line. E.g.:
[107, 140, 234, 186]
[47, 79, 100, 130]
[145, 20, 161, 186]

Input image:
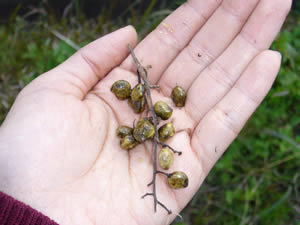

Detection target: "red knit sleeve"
[0, 191, 58, 225]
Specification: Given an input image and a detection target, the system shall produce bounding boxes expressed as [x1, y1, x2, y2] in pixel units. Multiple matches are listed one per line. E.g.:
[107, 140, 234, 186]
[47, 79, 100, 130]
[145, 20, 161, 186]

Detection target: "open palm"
[0, 0, 291, 224]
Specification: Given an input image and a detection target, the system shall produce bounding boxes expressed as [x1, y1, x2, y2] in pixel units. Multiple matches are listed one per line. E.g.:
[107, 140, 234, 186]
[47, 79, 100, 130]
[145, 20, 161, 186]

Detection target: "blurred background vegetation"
[0, 0, 299, 224]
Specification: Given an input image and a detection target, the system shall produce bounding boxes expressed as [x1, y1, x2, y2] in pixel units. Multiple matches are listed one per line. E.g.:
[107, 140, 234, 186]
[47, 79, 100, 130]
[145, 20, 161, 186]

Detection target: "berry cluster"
[110, 45, 189, 214]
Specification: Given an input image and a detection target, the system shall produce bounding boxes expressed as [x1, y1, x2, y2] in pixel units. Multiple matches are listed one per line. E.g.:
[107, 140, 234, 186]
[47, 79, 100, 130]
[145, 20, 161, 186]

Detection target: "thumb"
[24, 25, 138, 99]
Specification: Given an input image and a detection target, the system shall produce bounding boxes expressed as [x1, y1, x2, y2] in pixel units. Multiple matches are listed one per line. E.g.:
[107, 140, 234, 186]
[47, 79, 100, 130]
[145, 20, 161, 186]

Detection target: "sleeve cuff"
[0, 191, 58, 225]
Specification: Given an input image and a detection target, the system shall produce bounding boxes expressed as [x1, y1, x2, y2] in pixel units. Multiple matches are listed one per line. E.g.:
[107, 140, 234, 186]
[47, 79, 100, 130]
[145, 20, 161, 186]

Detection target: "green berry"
[158, 122, 175, 142]
[116, 125, 133, 138]
[120, 135, 138, 150]
[167, 171, 189, 189]
[158, 147, 174, 170]
[154, 101, 173, 120]
[133, 118, 155, 142]
[111, 80, 131, 100]
[171, 86, 186, 107]
[131, 83, 145, 102]
[128, 97, 146, 114]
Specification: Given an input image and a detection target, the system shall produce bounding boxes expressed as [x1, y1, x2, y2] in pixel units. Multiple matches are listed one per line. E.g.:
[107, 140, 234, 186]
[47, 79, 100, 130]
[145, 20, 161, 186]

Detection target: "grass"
[0, 1, 299, 224]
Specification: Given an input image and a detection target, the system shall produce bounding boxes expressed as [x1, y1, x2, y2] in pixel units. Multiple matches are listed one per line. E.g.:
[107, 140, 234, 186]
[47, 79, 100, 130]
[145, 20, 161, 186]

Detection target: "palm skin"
[0, 0, 291, 224]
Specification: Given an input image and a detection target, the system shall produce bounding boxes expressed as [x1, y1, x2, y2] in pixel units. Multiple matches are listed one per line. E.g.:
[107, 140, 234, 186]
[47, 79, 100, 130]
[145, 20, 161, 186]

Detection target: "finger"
[24, 26, 138, 99]
[158, 0, 260, 93]
[185, 0, 291, 124]
[120, 0, 222, 84]
[191, 50, 281, 174]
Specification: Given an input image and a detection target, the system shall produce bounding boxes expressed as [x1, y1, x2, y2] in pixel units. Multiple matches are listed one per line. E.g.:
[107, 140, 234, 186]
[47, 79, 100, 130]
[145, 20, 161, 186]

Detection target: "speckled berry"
[116, 125, 133, 138]
[158, 122, 175, 142]
[131, 83, 145, 102]
[158, 147, 174, 170]
[120, 135, 138, 150]
[128, 97, 146, 114]
[111, 80, 131, 100]
[154, 101, 173, 120]
[133, 118, 155, 142]
[167, 171, 188, 189]
[171, 86, 186, 107]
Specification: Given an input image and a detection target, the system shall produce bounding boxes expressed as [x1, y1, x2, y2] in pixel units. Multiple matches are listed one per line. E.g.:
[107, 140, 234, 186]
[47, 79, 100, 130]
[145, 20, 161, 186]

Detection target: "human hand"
[0, 0, 291, 224]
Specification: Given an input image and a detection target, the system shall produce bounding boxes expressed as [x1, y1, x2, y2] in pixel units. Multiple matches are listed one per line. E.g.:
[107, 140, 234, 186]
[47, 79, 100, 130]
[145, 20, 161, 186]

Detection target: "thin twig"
[128, 44, 172, 214]
[157, 140, 182, 155]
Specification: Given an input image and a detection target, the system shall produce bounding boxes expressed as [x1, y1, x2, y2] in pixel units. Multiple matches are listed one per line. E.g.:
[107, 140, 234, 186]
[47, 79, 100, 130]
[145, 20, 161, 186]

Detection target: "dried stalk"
[128, 44, 172, 214]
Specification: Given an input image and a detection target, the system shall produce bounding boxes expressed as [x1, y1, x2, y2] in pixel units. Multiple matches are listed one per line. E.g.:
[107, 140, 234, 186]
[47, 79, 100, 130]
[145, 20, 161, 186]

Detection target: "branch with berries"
[111, 44, 188, 214]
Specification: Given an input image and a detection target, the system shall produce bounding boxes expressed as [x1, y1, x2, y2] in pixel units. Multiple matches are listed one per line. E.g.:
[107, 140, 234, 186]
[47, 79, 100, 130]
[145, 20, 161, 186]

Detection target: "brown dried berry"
[116, 125, 133, 138]
[158, 122, 175, 142]
[111, 80, 131, 100]
[154, 101, 173, 120]
[167, 171, 189, 189]
[171, 86, 186, 107]
[133, 118, 155, 142]
[120, 135, 138, 150]
[158, 147, 174, 170]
